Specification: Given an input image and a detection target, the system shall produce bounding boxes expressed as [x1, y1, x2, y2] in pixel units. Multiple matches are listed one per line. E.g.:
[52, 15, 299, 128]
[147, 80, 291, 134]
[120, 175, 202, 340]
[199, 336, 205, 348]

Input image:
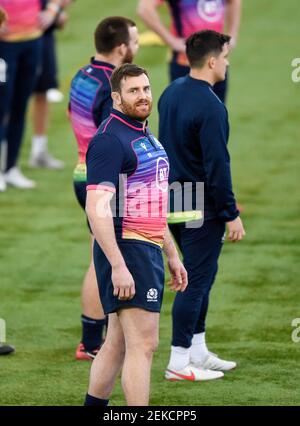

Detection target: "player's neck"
[94, 53, 123, 68]
[189, 68, 216, 86]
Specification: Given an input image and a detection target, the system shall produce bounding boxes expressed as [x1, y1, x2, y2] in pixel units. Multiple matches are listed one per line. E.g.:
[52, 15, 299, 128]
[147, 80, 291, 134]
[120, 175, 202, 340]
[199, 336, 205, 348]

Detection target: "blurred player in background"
[0, 0, 63, 191]
[137, 0, 242, 102]
[29, 0, 73, 170]
[69, 17, 139, 361]
[159, 30, 245, 381]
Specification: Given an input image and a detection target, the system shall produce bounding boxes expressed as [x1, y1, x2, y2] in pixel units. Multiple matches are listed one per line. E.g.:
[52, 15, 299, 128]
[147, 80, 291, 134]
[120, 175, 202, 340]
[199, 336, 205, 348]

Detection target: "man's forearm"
[225, 0, 241, 44]
[86, 195, 125, 269]
[137, 0, 174, 47]
[163, 227, 179, 260]
[46, 0, 63, 15]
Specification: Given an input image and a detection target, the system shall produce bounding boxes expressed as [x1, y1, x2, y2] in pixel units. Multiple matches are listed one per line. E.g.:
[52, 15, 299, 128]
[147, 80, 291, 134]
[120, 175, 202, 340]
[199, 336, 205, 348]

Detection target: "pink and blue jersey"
[86, 109, 169, 248]
[69, 59, 114, 181]
[0, 0, 42, 41]
[159, 0, 225, 66]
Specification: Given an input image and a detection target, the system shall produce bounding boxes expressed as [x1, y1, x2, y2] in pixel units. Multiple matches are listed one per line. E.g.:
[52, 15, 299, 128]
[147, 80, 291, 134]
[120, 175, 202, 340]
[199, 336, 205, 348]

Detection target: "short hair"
[94, 17, 136, 54]
[110, 63, 149, 93]
[186, 30, 231, 68]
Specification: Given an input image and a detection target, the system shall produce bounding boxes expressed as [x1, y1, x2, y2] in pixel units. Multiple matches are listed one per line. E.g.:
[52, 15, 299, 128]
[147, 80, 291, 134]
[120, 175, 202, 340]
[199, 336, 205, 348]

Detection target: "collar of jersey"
[110, 109, 148, 132]
[90, 58, 115, 70]
[187, 75, 213, 88]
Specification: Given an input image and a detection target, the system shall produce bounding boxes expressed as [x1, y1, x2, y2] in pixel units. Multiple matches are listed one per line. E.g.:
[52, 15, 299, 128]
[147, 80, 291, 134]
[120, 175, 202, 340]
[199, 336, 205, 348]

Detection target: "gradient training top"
[86, 109, 169, 248]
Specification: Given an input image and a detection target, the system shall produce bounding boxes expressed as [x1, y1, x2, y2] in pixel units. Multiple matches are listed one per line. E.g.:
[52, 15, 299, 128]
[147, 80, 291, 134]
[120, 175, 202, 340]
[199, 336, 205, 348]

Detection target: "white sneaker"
[0, 172, 7, 192]
[28, 151, 64, 170]
[165, 364, 224, 381]
[46, 89, 64, 103]
[5, 167, 36, 189]
[193, 354, 237, 371]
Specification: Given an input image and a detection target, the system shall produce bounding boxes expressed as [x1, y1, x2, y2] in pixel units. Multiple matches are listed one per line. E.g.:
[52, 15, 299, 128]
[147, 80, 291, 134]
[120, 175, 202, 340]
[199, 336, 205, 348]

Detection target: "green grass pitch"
[0, 0, 300, 406]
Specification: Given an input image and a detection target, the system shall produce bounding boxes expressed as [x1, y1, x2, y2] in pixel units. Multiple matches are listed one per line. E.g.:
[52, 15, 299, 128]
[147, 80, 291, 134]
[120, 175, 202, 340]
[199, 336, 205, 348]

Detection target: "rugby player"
[69, 17, 139, 360]
[84, 64, 188, 406]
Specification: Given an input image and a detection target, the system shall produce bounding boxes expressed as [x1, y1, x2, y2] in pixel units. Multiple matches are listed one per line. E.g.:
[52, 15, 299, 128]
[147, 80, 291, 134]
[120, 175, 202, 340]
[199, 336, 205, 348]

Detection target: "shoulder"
[89, 130, 121, 150]
[159, 77, 188, 105]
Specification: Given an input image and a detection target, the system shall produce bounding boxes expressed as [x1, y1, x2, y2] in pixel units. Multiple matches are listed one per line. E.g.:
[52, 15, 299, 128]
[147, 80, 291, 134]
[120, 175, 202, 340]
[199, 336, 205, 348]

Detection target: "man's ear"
[111, 91, 121, 106]
[208, 55, 216, 70]
[118, 43, 127, 59]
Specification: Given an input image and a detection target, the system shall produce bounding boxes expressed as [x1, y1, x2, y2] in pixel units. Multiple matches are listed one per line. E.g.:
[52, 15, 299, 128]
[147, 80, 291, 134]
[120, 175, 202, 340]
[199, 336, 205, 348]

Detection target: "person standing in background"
[29, 0, 73, 170]
[137, 0, 242, 102]
[69, 17, 139, 360]
[158, 30, 245, 381]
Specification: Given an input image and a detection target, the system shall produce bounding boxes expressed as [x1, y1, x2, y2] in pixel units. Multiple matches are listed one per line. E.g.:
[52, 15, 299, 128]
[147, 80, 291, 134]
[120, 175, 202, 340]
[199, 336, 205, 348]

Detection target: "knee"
[103, 335, 126, 359]
[137, 335, 159, 358]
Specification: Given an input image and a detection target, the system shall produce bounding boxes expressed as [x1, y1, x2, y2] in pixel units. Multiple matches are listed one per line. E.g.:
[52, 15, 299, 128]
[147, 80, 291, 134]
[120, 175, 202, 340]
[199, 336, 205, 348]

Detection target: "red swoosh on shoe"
[167, 369, 196, 381]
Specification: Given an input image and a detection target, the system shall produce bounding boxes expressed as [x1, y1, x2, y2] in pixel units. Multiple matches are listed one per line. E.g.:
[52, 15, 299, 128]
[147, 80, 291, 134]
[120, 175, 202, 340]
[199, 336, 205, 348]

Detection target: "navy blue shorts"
[35, 32, 58, 92]
[73, 180, 92, 233]
[93, 241, 165, 315]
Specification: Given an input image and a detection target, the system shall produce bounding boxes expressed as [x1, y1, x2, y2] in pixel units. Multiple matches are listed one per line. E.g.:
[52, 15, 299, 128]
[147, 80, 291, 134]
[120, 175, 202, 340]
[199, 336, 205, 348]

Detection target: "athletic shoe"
[0, 343, 15, 355]
[4, 167, 36, 189]
[28, 151, 65, 170]
[46, 89, 64, 103]
[193, 354, 237, 371]
[0, 173, 7, 192]
[75, 342, 101, 361]
[165, 364, 224, 381]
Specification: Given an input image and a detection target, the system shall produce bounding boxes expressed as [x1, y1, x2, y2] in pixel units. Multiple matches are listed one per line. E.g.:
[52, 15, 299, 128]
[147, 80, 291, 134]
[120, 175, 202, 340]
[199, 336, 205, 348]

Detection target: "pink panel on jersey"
[0, 0, 41, 41]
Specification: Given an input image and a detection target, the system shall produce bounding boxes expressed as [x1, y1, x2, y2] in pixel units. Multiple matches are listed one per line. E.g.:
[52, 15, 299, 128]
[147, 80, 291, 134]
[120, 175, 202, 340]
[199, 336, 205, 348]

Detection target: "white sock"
[31, 135, 48, 156]
[167, 345, 190, 371]
[190, 332, 209, 364]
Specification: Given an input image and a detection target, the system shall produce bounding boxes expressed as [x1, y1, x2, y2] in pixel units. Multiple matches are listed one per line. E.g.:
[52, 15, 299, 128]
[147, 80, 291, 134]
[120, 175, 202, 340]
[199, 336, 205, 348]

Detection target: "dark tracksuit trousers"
[0, 37, 42, 171]
[170, 219, 225, 348]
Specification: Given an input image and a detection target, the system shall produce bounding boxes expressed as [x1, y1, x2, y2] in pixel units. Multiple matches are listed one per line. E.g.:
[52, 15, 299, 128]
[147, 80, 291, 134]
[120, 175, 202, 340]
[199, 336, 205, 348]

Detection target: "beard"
[122, 47, 134, 64]
[120, 97, 153, 121]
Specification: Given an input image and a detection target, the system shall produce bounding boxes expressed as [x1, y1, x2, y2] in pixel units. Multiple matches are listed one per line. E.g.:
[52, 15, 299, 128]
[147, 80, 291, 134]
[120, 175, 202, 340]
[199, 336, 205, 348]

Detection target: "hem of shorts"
[104, 303, 161, 315]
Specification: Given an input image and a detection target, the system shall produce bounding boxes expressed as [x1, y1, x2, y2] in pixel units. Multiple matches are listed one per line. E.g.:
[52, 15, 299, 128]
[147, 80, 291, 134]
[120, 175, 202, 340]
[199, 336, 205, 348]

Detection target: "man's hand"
[56, 11, 68, 29]
[167, 256, 188, 292]
[112, 263, 135, 301]
[38, 10, 56, 31]
[226, 216, 245, 242]
[167, 35, 186, 53]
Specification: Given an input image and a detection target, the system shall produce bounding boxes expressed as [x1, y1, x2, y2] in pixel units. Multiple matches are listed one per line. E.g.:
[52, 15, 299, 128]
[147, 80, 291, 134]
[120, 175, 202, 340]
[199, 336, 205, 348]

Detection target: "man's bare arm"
[137, 0, 185, 52]
[225, 0, 242, 49]
[86, 189, 135, 301]
[163, 227, 188, 292]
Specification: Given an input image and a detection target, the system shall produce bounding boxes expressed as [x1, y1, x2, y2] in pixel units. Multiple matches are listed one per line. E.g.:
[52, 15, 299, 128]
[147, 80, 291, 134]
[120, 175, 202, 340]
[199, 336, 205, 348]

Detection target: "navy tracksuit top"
[158, 75, 239, 222]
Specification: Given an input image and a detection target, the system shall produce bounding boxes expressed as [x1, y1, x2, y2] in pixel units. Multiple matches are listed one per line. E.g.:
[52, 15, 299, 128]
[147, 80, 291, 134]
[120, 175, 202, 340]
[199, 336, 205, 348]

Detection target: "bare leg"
[118, 308, 160, 406]
[88, 313, 125, 399]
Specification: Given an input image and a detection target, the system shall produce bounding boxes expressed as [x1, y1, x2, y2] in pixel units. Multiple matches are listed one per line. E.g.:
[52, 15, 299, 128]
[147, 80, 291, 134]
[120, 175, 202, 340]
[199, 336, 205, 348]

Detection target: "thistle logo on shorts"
[147, 288, 158, 302]
[197, 0, 224, 23]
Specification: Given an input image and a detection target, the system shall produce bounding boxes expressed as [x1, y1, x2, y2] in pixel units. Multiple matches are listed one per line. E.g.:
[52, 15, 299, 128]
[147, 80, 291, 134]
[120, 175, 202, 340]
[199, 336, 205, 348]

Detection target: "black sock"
[81, 315, 106, 351]
[84, 393, 109, 406]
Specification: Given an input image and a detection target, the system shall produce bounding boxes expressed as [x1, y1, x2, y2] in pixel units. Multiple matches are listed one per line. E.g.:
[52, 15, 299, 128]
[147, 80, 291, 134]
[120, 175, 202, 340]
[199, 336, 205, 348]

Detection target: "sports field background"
[0, 0, 300, 406]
